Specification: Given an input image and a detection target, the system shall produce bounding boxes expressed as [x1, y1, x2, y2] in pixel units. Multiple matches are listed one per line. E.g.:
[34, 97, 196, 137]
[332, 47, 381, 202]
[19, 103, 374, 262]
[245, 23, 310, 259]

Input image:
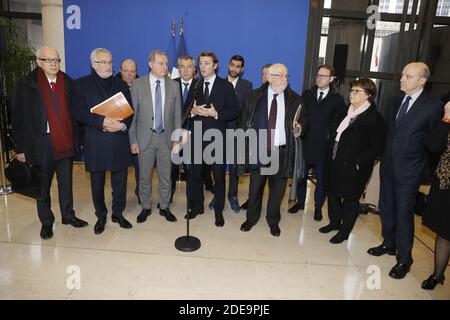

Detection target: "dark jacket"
[326, 103, 386, 200]
[11, 68, 80, 167]
[301, 85, 347, 164]
[236, 82, 306, 178]
[380, 91, 443, 185]
[191, 76, 240, 132]
[227, 77, 253, 130]
[71, 70, 133, 172]
[174, 77, 201, 127]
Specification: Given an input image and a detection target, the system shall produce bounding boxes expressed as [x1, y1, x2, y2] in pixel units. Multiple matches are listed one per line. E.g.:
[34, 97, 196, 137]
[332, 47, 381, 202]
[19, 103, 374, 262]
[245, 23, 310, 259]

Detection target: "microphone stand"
[175, 79, 202, 252]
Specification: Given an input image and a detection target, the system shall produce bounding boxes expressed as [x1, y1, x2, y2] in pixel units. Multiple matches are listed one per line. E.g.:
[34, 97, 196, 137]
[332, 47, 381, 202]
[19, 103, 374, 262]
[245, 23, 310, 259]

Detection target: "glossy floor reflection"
[0, 164, 449, 300]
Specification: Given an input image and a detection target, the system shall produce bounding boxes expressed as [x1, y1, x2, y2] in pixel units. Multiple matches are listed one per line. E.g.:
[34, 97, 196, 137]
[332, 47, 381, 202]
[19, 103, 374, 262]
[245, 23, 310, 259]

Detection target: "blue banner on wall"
[63, 0, 309, 92]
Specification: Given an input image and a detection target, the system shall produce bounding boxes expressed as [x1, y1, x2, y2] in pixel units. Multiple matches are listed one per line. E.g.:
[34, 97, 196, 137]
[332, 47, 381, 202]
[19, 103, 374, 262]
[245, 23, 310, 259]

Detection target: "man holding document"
[72, 48, 134, 235]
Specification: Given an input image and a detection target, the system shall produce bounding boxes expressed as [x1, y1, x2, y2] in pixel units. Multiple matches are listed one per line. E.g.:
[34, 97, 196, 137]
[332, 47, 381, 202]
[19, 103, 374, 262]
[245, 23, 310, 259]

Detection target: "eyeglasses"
[38, 58, 61, 64]
[94, 60, 113, 66]
[349, 89, 367, 94]
[316, 74, 331, 79]
[270, 74, 289, 79]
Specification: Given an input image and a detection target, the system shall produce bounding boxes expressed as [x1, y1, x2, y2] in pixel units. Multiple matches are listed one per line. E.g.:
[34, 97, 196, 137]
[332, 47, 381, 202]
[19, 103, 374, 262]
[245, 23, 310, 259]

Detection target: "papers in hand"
[90, 92, 134, 120]
[293, 103, 302, 138]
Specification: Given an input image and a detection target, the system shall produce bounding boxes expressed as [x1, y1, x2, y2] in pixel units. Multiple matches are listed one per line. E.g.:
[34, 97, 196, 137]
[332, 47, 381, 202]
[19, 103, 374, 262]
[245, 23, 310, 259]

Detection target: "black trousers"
[190, 162, 225, 215]
[327, 192, 360, 236]
[228, 164, 239, 199]
[37, 135, 75, 226]
[246, 149, 287, 226]
[90, 168, 128, 219]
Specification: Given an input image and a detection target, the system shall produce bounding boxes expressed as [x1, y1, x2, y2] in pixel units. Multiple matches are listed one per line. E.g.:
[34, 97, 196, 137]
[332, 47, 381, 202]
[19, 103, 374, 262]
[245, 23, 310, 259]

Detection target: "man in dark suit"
[186, 51, 240, 227]
[11, 46, 88, 240]
[115, 58, 140, 204]
[225, 55, 253, 213]
[237, 63, 307, 237]
[368, 62, 443, 279]
[72, 48, 134, 235]
[288, 65, 347, 222]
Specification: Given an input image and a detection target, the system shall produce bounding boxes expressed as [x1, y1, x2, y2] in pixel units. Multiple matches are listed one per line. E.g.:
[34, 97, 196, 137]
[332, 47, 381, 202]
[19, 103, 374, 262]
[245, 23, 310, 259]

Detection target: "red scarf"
[38, 68, 76, 160]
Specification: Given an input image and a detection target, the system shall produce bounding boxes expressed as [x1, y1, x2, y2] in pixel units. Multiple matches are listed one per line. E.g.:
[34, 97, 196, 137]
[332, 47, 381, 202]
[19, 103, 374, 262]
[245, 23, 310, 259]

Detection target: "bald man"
[368, 62, 443, 279]
[11, 46, 88, 240]
[237, 63, 307, 237]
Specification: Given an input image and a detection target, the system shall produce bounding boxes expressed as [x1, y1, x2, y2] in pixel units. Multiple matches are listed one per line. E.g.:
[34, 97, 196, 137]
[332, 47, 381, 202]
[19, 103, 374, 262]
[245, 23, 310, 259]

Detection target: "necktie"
[182, 82, 189, 105]
[154, 80, 163, 133]
[268, 93, 278, 150]
[204, 81, 210, 106]
[396, 95, 411, 126]
[317, 91, 324, 103]
[50, 81, 56, 93]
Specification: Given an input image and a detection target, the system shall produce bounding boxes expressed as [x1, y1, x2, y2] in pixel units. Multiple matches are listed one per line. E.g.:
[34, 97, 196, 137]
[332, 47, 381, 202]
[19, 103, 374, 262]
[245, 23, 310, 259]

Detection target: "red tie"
[50, 81, 56, 93]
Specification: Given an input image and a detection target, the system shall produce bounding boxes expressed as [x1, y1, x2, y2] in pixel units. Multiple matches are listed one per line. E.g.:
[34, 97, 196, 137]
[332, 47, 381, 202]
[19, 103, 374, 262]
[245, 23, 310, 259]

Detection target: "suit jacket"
[174, 77, 200, 127]
[129, 74, 182, 150]
[227, 77, 253, 130]
[12, 68, 80, 167]
[191, 76, 240, 132]
[380, 90, 443, 184]
[72, 70, 133, 172]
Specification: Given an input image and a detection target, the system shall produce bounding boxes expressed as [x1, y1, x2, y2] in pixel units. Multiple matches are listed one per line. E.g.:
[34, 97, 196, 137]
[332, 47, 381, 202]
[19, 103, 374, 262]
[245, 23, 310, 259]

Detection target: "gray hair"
[90, 48, 112, 64]
[148, 50, 167, 63]
[178, 55, 195, 66]
[36, 46, 59, 58]
[420, 64, 430, 79]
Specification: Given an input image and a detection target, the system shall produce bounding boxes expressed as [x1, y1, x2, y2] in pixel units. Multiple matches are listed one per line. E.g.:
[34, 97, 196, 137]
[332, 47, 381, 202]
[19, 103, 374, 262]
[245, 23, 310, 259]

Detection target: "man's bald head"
[400, 62, 430, 95]
[120, 59, 137, 86]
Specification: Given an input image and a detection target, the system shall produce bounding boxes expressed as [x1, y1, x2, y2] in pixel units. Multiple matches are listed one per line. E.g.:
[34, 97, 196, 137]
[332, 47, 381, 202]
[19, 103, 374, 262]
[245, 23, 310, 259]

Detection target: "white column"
[41, 0, 66, 71]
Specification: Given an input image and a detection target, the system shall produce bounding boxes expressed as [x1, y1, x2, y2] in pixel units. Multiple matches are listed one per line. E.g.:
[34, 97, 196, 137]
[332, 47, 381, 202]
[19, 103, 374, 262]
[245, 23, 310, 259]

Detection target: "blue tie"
[182, 82, 189, 105]
[396, 95, 411, 126]
[154, 79, 163, 133]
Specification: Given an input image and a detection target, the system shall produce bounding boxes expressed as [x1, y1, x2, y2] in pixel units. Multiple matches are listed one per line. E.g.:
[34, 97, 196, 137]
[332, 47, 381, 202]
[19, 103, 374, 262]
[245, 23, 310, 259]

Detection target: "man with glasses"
[11, 46, 88, 240]
[237, 63, 307, 237]
[368, 62, 443, 279]
[288, 65, 346, 223]
[72, 48, 134, 235]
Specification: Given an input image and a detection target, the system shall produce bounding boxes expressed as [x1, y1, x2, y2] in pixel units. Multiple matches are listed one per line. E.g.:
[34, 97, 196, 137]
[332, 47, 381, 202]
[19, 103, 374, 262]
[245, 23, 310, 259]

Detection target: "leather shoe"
[40, 224, 53, 240]
[229, 196, 240, 213]
[313, 208, 323, 221]
[421, 274, 445, 290]
[367, 244, 396, 256]
[209, 197, 215, 210]
[240, 200, 248, 210]
[215, 213, 224, 227]
[184, 210, 203, 219]
[319, 223, 340, 233]
[388, 262, 411, 279]
[329, 232, 349, 244]
[269, 224, 281, 237]
[240, 220, 255, 232]
[160, 208, 177, 222]
[288, 202, 304, 214]
[94, 217, 106, 235]
[62, 216, 88, 228]
[137, 209, 151, 223]
[112, 216, 133, 229]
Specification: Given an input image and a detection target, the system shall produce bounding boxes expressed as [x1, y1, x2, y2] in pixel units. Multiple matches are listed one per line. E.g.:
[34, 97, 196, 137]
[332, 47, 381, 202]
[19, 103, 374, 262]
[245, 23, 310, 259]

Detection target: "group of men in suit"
[11, 46, 445, 281]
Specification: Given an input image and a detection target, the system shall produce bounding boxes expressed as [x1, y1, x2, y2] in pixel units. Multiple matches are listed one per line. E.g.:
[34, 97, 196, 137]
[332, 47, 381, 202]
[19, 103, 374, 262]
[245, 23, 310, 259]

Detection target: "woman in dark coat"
[321, 78, 385, 244]
[421, 101, 450, 290]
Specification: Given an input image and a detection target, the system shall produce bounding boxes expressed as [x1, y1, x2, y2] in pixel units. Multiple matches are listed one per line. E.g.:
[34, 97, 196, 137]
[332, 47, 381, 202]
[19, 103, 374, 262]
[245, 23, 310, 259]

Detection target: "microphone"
[181, 78, 202, 126]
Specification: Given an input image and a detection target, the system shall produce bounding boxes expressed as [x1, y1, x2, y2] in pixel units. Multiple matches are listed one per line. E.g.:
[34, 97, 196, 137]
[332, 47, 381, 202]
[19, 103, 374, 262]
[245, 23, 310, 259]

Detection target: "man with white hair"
[237, 63, 308, 237]
[72, 48, 134, 235]
[12, 46, 88, 240]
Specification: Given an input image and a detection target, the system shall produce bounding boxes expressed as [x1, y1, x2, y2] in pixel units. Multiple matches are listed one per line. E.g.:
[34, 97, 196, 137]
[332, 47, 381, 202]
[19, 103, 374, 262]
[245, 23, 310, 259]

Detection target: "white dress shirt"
[399, 88, 423, 115]
[267, 85, 286, 147]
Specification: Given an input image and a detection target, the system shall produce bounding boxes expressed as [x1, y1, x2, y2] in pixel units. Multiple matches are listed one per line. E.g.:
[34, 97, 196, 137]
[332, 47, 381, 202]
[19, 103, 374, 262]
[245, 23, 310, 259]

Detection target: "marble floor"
[0, 164, 449, 300]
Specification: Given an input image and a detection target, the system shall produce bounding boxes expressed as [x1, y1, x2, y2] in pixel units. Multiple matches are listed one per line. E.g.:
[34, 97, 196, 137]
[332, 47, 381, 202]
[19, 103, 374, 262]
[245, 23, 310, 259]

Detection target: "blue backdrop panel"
[63, 0, 309, 92]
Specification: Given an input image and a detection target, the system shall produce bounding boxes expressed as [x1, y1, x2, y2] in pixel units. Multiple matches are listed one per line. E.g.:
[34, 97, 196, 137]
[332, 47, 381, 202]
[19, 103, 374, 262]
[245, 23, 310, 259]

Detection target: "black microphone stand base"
[175, 235, 201, 252]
